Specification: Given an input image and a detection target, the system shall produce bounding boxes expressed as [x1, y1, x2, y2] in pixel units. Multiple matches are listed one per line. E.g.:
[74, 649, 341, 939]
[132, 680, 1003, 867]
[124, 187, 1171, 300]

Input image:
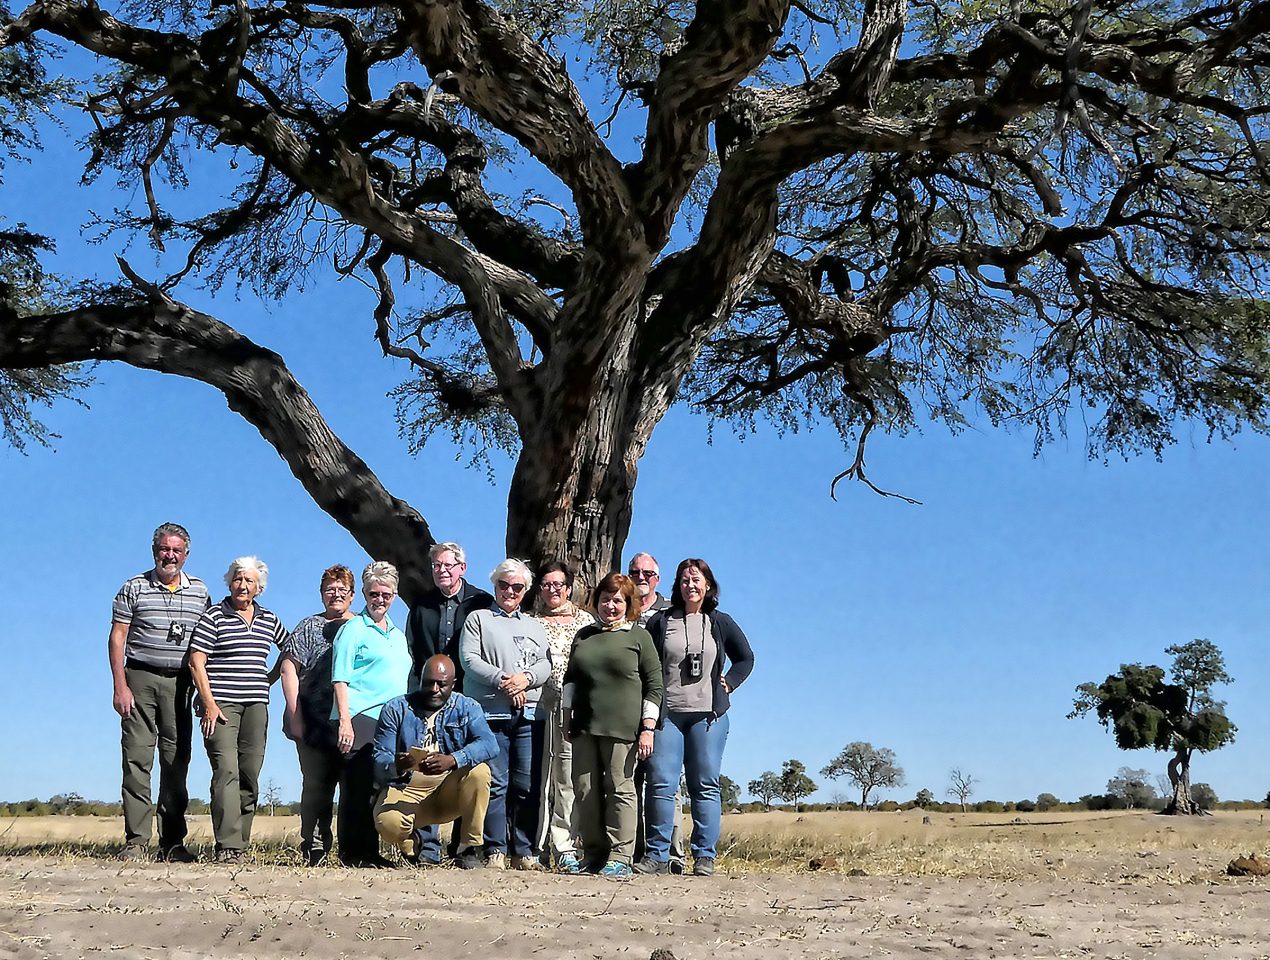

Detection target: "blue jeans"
[644, 711, 729, 861]
[483, 714, 544, 857]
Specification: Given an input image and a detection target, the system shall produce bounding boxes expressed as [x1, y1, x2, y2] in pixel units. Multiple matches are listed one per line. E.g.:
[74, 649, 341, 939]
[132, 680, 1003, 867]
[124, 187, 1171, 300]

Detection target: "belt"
[125, 658, 185, 677]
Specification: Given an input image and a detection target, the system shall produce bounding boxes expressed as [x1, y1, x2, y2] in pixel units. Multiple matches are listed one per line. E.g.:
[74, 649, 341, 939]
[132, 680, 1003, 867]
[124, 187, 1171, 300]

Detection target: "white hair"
[362, 560, 400, 592]
[429, 542, 467, 564]
[489, 558, 533, 589]
[224, 556, 268, 592]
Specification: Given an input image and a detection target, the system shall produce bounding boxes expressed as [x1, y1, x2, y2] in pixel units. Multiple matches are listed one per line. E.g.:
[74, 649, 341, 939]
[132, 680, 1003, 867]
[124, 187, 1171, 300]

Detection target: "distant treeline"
[0, 794, 305, 817]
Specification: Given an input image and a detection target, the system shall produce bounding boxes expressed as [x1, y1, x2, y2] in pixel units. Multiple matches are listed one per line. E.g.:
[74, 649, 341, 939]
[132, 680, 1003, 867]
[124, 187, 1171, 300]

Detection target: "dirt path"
[3, 858, 1269, 960]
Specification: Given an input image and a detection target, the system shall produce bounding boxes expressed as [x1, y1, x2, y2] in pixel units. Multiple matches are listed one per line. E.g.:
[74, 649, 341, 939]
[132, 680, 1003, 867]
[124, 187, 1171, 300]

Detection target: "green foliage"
[1190, 783, 1218, 810]
[1014, 799, 1036, 813]
[747, 771, 782, 811]
[1035, 793, 1060, 812]
[914, 788, 935, 808]
[719, 774, 741, 810]
[1106, 767, 1156, 810]
[778, 759, 817, 806]
[822, 741, 905, 807]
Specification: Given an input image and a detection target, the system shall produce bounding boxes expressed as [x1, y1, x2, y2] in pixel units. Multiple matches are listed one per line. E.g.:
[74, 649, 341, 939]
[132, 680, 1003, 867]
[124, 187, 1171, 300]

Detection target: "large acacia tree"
[1, 0, 1269, 597]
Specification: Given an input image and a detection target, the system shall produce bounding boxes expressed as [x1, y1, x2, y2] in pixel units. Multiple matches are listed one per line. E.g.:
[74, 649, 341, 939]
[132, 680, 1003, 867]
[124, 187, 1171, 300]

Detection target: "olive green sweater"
[561, 622, 663, 742]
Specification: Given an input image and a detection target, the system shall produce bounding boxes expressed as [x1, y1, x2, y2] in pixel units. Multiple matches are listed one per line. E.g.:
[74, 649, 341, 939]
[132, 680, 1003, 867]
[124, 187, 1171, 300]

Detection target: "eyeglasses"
[629, 569, 659, 580]
[431, 560, 463, 572]
[496, 580, 527, 595]
[366, 590, 396, 601]
[322, 586, 351, 597]
[540, 580, 568, 592]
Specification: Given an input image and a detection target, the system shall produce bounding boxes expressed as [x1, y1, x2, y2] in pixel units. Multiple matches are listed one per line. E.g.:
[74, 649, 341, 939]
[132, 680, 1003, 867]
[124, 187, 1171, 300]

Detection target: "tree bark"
[0, 293, 439, 602]
[1162, 747, 1203, 815]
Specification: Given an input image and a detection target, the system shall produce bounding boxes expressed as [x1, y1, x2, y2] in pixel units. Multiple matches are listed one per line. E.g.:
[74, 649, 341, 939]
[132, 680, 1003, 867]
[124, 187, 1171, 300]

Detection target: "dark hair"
[537, 560, 574, 589]
[591, 572, 642, 623]
[670, 558, 720, 613]
[320, 564, 356, 592]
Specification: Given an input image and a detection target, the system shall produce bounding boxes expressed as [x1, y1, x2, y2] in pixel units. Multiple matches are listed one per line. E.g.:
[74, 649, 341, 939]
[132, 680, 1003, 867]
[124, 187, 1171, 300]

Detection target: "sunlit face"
[679, 567, 708, 608]
[229, 568, 261, 608]
[364, 580, 397, 621]
[495, 575, 527, 614]
[420, 667, 456, 711]
[628, 558, 659, 601]
[152, 535, 189, 584]
[320, 579, 353, 619]
[431, 551, 466, 596]
[539, 573, 570, 612]
[597, 588, 628, 627]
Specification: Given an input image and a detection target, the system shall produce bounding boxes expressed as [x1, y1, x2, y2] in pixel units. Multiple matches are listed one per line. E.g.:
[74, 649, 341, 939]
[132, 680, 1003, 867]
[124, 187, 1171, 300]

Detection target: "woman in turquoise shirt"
[331, 561, 411, 867]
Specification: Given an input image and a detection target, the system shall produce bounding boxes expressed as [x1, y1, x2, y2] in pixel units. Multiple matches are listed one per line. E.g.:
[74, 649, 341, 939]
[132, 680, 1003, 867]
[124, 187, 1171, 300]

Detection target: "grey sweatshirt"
[459, 607, 551, 719]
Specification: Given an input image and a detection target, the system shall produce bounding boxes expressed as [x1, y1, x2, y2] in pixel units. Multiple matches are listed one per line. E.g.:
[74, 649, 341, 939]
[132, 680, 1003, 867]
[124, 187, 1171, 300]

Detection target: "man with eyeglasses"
[628, 553, 670, 626]
[403, 541, 492, 862]
[372, 655, 496, 870]
[626, 551, 683, 872]
[109, 522, 211, 862]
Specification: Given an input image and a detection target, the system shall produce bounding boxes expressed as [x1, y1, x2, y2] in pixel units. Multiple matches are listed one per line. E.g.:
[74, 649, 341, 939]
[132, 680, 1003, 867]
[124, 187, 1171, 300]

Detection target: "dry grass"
[3, 809, 1267, 882]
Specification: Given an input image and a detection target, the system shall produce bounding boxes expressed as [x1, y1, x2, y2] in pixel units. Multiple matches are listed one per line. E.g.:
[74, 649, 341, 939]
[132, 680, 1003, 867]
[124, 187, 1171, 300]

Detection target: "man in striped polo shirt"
[109, 522, 211, 862]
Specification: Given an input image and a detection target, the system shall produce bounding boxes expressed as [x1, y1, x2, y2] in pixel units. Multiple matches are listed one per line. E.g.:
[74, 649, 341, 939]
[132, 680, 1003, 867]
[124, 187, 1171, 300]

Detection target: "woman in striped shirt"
[188, 556, 290, 863]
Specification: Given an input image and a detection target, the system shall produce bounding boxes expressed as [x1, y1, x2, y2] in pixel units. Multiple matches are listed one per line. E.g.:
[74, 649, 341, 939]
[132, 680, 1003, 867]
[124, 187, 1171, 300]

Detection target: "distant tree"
[1071, 639, 1236, 815]
[947, 768, 976, 812]
[914, 788, 935, 808]
[263, 780, 283, 816]
[778, 760, 818, 807]
[1190, 783, 1218, 810]
[1106, 767, 1157, 809]
[821, 742, 905, 808]
[1015, 799, 1036, 813]
[1264, 790, 1270, 810]
[719, 775, 741, 810]
[1035, 793, 1060, 812]
[748, 772, 782, 812]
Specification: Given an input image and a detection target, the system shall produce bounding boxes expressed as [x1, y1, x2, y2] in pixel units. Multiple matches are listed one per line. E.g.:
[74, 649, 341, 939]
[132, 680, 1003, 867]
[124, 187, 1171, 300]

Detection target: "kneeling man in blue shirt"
[373, 655, 496, 868]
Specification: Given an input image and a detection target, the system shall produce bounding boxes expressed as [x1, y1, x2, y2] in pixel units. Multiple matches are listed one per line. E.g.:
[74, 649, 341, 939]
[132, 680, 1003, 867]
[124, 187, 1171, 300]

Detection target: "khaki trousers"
[375, 763, 491, 854]
[571, 734, 638, 866]
[203, 702, 268, 852]
[121, 665, 193, 848]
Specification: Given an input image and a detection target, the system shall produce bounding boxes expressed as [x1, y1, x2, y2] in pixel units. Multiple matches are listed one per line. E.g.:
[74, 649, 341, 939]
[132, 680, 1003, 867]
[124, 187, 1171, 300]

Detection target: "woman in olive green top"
[561, 572, 662, 880]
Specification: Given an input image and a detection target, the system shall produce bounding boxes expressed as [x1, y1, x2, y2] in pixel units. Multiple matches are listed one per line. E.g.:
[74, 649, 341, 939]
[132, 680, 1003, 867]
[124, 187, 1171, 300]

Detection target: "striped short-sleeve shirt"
[112, 570, 211, 670]
[190, 600, 290, 704]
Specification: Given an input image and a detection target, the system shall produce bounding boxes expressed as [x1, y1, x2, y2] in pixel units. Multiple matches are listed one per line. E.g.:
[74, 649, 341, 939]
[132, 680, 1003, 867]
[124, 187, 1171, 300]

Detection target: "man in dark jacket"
[403, 541, 492, 862]
[373, 656, 496, 869]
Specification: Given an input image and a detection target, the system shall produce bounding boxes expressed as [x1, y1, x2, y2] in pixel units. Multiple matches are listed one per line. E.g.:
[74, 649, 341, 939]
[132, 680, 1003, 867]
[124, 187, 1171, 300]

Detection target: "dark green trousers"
[121, 665, 193, 848]
[204, 702, 268, 852]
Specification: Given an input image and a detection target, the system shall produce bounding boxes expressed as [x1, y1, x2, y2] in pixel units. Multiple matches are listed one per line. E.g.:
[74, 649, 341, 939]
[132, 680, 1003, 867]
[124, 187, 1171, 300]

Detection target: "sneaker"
[599, 860, 633, 881]
[510, 855, 543, 871]
[119, 844, 148, 863]
[633, 857, 670, 875]
[455, 847, 483, 870]
[692, 857, 715, 877]
[486, 852, 506, 871]
[668, 858, 685, 875]
[305, 849, 329, 867]
[215, 849, 244, 865]
[160, 844, 197, 864]
[557, 853, 583, 875]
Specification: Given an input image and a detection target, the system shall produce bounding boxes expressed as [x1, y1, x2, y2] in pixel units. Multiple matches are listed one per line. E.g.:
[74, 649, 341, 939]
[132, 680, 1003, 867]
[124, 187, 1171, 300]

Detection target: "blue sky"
[1, 42, 1267, 811]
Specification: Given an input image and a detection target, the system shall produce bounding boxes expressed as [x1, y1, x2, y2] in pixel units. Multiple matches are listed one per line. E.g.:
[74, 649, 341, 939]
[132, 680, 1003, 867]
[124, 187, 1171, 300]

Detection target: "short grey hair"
[489, 558, 533, 589]
[362, 560, 400, 592]
[152, 522, 191, 550]
[429, 542, 467, 564]
[627, 552, 659, 574]
[225, 556, 268, 592]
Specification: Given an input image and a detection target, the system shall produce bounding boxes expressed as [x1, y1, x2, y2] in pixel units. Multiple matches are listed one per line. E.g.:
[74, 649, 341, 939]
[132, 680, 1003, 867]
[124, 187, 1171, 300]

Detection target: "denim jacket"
[372, 691, 498, 787]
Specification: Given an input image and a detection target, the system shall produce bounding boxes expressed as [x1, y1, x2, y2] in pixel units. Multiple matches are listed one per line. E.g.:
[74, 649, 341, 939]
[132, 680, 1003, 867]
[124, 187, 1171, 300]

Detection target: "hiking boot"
[692, 857, 715, 876]
[668, 858, 685, 875]
[486, 852, 506, 871]
[119, 844, 148, 863]
[455, 847, 483, 870]
[511, 855, 543, 871]
[599, 860, 633, 880]
[633, 857, 670, 875]
[305, 849, 329, 867]
[160, 844, 197, 864]
[215, 849, 244, 865]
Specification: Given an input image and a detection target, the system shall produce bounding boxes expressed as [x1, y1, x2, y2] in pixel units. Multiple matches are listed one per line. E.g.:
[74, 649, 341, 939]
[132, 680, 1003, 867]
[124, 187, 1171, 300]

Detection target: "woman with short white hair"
[189, 556, 290, 862]
[330, 560, 412, 868]
[459, 558, 550, 869]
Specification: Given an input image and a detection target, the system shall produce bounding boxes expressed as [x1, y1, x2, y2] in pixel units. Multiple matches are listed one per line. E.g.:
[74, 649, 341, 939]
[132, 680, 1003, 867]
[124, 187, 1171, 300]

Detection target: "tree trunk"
[1162, 747, 1204, 815]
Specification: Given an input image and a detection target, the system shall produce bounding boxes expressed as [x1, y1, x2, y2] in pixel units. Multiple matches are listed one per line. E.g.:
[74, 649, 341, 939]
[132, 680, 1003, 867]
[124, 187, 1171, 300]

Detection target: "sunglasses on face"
[497, 580, 527, 595]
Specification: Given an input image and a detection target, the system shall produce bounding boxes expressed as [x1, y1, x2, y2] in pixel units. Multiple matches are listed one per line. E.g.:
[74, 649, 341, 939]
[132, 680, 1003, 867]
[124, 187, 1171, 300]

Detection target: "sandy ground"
[3, 812, 1269, 959]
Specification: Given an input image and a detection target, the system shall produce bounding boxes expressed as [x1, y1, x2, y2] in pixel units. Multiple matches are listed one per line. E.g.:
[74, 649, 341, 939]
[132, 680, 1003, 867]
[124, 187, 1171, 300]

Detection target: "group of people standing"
[110, 523, 754, 879]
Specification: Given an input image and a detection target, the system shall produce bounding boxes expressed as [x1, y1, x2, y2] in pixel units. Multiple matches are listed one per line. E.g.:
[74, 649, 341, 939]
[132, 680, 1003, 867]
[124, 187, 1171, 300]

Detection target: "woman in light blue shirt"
[330, 561, 411, 867]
